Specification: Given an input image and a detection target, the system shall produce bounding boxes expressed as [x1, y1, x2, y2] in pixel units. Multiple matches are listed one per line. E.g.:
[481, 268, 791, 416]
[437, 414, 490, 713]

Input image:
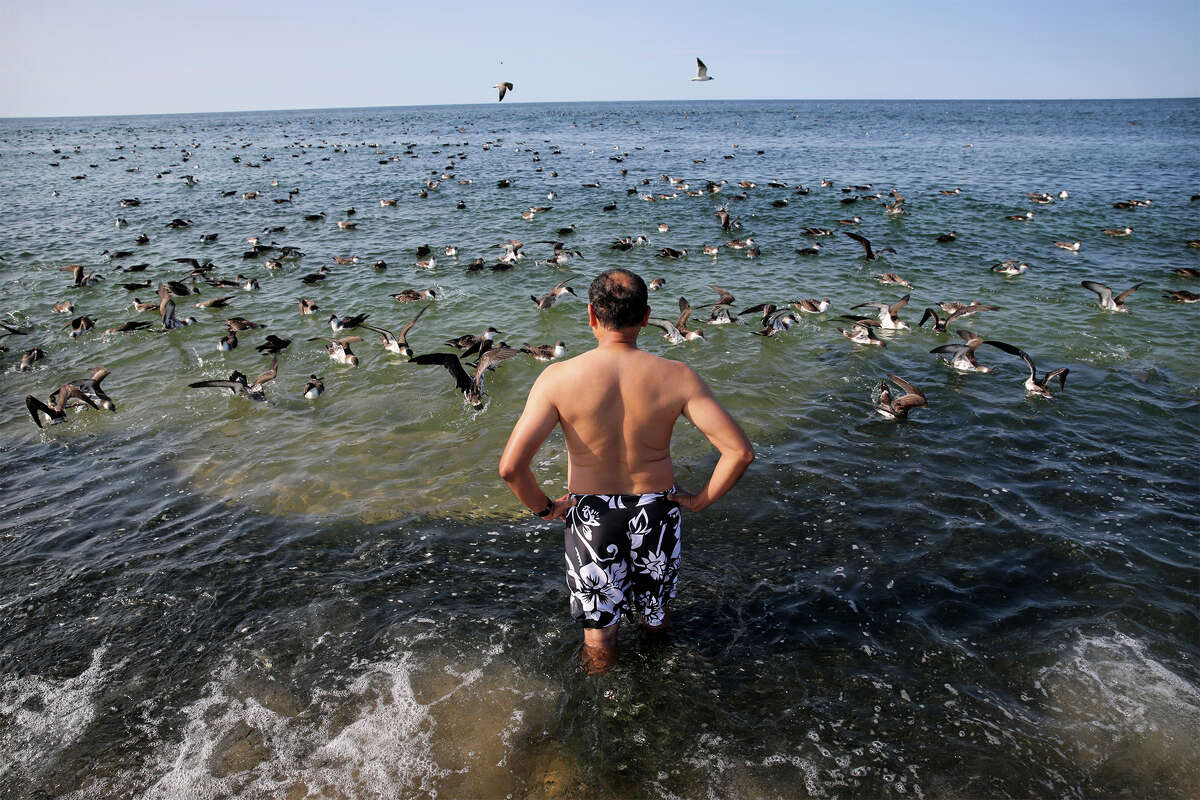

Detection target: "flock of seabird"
[7, 60, 1198, 429]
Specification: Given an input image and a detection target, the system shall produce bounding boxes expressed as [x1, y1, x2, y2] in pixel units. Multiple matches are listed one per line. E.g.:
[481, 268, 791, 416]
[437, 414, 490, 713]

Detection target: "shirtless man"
[499, 268, 754, 670]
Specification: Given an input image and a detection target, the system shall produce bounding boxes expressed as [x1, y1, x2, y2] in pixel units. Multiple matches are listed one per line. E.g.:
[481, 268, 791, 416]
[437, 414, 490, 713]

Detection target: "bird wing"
[410, 352, 473, 393]
[647, 317, 681, 337]
[251, 358, 278, 390]
[887, 374, 925, 402]
[1044, 367, 1070, 391]
[677, 296, 694, 329]
[1116, 283, 1143, 304]
[398, 303, 427, 340]
[1080, 280, 1113, 305]
[361, 323, 397, 343]
[918, 308, 941, 328]
[844, 231, 873, 259]
[188, 379, 247, 395]
[889, 293, 911, 316]
[983, 340, 1037, 382]
[956, 329, 983, 348]
[709, 285, 735, 306]
[695, 58, 708, 78]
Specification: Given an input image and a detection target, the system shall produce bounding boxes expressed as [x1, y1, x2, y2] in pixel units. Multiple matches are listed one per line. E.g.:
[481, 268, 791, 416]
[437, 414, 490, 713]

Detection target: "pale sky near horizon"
[2, 0, 1197, 118]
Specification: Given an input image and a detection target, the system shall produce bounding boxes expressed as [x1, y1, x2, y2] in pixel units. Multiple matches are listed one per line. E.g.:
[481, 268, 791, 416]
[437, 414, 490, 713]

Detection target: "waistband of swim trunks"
[568, 485, 677, 503]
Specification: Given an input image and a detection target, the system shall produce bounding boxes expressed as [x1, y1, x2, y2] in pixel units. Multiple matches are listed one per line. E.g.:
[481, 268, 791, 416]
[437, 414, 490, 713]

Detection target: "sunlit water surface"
[1, 99, 1198, 799]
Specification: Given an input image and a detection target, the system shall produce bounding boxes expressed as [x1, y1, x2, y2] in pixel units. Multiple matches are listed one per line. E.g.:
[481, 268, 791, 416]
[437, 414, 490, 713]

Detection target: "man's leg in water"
[582, 622, 620, 674]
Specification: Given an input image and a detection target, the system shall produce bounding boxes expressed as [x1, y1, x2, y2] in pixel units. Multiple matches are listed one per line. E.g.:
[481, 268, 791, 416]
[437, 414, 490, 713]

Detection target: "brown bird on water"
[872, 374, 926, 419]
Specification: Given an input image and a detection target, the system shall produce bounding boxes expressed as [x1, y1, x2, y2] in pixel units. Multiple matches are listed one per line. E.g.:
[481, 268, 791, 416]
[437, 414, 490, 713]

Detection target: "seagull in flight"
[494, 82, 514, 101]
[691, 58, 713, 82]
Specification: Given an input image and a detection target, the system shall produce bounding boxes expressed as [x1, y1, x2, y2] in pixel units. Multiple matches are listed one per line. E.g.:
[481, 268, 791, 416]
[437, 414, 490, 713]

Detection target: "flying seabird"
[410, 344, 522, 409]
[984, 341, 1069, 398]
[361, 303, 429, 356]
[532, 279, 576, 310]
[188, 358, 278, 401]
[930, 330, 991, 372]
[691, 58, 713, 81]
[255, 335, 292, 353]
[494, 82, 514, 102]
[844, 231, 896, 261]
[310, 336, 363, 366]
[1081, 280, 1141, 312]
[26, 382, 98, 428]
[850, 294, 910, 330]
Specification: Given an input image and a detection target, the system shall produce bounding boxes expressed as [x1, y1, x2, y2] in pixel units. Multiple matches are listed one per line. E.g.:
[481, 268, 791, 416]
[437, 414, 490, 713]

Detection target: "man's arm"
[498, 368, 572, 520]
[674, 367, 754, 512]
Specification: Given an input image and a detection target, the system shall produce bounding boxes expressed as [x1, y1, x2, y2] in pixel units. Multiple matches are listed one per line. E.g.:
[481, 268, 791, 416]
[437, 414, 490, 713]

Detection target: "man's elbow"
[497, 457, 521, 484]
[737, 445, 755, 469]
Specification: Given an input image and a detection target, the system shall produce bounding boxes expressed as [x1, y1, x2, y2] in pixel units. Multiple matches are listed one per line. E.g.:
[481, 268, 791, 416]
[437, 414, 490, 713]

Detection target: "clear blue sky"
[3, 0, 1197, 117]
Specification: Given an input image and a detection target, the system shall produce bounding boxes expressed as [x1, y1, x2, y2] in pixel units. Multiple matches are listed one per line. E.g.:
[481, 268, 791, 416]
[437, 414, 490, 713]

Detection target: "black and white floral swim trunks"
[563, 491, 682, 628]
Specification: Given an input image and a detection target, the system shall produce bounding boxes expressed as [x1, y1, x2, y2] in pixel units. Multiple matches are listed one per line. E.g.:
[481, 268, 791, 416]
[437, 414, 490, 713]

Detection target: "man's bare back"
[540, 346, 694, 494]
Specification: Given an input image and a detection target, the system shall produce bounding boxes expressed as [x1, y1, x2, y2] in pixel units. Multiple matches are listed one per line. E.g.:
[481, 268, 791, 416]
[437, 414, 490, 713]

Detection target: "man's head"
[588, 269, 648, 330]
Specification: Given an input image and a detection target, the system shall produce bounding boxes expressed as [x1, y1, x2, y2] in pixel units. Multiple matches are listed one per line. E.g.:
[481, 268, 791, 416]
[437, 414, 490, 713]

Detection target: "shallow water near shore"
[1, 98, 1198, 798]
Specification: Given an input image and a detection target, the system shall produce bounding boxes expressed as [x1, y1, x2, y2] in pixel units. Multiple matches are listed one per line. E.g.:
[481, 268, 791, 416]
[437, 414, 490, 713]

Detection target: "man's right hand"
[669, 485, 703, 512]
[541, 493, 576, 521]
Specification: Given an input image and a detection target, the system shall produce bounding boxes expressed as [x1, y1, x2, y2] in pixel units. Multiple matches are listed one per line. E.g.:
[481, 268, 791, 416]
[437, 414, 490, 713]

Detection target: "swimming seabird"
[299, 267, 328, 284]
[790, 298, 830, 313]
[329, 312, 370, 332]
[521, 341, 567, 361]
[984, 341, 1068, 398]
[1103, 227, 1133, 237]
[876, 273, 911, 287]
[1171, 267, 1200, 277]
[1162, 290, 1200, 303]
[410, 344, 522, 409]
[1081, 280, 1140, 312]
[691, 58, 713, 81]
[1006, 211, 1034, 221]
[991, 260, 1030, 276]
[844, 231, 896, 261]
[225, 317, 266, 331]
[303, 375, 324, 400]
[494, 82, 514, 102]
[217, 329, 237, 351]
[1054, 241, 1081, 251]
[194, 296, 233, 309]
[656, 247, 687, 259]
[103, 321, 151, 334]
[871, 374, 926, 419]
[391, 288, 437, 303]
[361, 303, 429, 356]
[53, 300, 75, 313]
[188, 358, 278, 401]
[648, 278, 666, 291]
[936, 232, 957, 243]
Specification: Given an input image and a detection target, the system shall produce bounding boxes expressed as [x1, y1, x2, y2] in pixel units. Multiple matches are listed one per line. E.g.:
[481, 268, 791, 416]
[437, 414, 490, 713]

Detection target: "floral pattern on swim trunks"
[563, 492, 682, 628]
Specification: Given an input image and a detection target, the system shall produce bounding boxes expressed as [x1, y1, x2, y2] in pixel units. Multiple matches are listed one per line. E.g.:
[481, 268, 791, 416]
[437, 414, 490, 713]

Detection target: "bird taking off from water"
[691, 58, 712, 82]
[494, 82, 514, 101]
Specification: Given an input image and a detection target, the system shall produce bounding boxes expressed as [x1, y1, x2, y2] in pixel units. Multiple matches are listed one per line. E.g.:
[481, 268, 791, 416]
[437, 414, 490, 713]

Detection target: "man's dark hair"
[588, 269, 648, 329]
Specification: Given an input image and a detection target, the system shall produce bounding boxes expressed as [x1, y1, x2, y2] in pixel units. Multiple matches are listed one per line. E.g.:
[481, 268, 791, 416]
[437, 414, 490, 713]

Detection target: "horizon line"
[3, 95, 1197, 122]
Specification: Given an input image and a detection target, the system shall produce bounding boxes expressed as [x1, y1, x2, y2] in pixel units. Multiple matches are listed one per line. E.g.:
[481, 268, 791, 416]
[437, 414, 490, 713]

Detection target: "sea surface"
[0, 99, 1197, 799]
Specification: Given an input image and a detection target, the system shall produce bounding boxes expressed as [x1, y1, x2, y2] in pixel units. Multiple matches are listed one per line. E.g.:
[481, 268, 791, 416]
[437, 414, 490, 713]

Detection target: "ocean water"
[0, 99, 1197, 799]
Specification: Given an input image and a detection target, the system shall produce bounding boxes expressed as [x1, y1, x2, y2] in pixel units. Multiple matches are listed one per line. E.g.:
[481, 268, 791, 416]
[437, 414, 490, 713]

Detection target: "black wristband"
[533, 497, 554, 519]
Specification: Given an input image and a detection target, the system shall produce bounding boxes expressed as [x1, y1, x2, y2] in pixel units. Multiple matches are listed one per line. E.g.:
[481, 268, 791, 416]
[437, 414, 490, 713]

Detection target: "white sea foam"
[127, 654, 442, 800]
[1037, 631, 1200, 794]
[0, 646, 115, 786]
